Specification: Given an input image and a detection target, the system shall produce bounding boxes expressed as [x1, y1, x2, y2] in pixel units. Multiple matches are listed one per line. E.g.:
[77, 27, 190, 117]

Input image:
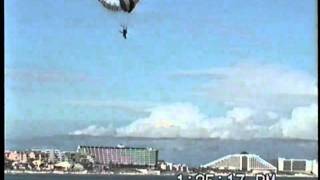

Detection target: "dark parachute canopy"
[98, 0, 139, 13]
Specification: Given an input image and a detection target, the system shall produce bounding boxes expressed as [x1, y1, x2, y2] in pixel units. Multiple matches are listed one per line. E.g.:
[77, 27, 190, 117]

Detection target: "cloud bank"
[69, 63, 317, 140]
[70, 102, 317, 140]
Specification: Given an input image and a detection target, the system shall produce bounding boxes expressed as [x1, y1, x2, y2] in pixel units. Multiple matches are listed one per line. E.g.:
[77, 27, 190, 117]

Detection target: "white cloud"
[208, 64, 315, 98]
[69, 102, 317, 140]
[69, 125, 115, 136]
[266, 111, 279, 120]
[279, 103, 318, 140]
[115, 102, 317, 140]
[68, 63, 318, 140]
[226, 107, 255, 123]
[65, 100, 158, 115]
[116, 103, 211, 138]
[174, 63, 317, 113]
[208, 63, 315, 95]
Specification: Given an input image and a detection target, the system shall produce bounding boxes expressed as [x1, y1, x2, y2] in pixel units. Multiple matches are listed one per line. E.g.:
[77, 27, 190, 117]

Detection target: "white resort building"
[201, 153, 277, 173]
[278, 158, 318, 176]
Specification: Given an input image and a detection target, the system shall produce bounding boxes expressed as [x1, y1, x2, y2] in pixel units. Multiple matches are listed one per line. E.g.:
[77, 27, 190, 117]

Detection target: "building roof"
[202, 153, 277, 170]
[279, 157, 316, 162]
[77, 145, 157, 151]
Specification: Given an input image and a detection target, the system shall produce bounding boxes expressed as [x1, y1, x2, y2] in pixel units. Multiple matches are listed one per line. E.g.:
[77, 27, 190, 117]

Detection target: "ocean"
[5, 174, 318, 180]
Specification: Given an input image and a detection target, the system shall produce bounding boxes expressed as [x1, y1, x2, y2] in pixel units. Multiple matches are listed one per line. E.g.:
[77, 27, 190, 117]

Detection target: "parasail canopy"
[98, 0, 140, 13]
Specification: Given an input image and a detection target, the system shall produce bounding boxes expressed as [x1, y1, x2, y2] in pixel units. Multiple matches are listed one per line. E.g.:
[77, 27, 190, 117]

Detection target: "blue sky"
[5, 0, 317, 139]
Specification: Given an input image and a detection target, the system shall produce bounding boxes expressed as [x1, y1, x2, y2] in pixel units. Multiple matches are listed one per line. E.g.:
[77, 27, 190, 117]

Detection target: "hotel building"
[77, 145, 158, 168]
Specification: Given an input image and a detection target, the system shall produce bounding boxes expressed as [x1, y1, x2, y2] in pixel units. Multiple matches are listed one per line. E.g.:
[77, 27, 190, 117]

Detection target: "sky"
[5, 0, 318, 140]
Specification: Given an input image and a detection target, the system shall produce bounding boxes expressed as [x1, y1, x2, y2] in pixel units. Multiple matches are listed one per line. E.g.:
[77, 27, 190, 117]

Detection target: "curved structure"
[98, 0, 139, 13]
[202, 154, 276, 172]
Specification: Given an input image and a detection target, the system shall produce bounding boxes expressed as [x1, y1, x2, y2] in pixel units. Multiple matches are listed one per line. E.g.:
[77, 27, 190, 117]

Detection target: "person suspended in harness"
[120, 25, 128, 39]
